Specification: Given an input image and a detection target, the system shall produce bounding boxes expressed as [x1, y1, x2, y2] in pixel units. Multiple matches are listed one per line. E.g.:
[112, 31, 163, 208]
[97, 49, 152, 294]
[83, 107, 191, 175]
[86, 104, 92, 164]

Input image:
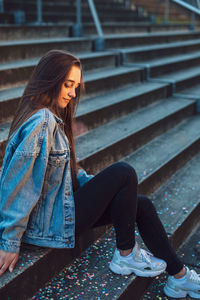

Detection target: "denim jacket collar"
[53, 113, 64, 125]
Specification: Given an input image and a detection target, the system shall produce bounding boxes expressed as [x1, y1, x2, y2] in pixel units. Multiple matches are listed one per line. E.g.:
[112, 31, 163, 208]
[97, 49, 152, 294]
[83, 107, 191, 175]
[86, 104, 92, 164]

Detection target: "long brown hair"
[8, 49, 84, 191]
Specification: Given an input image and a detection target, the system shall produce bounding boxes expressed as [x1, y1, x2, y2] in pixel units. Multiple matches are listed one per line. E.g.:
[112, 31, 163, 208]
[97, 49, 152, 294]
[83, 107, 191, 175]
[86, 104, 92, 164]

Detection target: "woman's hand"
[0, 249, 19, 276]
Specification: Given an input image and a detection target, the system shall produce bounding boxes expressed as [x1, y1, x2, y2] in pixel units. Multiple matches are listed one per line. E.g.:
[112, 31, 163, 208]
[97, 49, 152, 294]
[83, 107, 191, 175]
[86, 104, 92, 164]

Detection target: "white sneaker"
[164, 266, 200, 299]
[109, 242, 167, 277]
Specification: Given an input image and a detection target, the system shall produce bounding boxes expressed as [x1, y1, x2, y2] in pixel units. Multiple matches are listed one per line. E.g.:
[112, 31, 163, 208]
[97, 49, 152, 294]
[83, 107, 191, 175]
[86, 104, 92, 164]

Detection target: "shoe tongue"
[133, 243, 143, 262]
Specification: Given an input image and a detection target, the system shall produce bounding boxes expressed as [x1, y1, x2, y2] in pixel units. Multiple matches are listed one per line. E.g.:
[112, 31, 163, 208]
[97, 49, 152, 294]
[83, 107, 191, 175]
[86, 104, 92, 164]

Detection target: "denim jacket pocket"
[48, 150, 70, 167]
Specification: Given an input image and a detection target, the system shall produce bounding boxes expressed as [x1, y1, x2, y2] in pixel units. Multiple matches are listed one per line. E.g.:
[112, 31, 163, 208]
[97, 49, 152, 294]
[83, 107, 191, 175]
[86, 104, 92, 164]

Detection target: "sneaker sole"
[109, 261, 166, 277]
[164, 285, 200, 299]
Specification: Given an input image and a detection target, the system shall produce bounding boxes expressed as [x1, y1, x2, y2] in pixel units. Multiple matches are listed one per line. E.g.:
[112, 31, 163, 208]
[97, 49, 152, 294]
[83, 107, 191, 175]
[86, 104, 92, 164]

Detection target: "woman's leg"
[74, 162, 138, 250]
[136, 195, 184, 275]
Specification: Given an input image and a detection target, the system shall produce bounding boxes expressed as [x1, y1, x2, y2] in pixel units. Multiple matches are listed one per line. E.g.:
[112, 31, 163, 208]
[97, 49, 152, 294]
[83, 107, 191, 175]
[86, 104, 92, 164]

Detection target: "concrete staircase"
[132, 0, 199, 23]
[1, 1, 200, 299]
[0, 0, 191, 36]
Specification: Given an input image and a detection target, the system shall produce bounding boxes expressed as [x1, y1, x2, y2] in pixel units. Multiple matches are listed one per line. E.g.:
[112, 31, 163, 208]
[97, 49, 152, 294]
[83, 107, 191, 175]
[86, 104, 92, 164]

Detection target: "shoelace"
[188, 269, 200, 284]
[140, 249, 153, 264]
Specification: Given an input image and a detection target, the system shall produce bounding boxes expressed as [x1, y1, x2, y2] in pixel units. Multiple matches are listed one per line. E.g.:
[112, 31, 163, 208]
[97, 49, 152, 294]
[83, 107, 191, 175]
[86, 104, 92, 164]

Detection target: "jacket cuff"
[77, 169, 94, 187]
[0, 238, 20, 253]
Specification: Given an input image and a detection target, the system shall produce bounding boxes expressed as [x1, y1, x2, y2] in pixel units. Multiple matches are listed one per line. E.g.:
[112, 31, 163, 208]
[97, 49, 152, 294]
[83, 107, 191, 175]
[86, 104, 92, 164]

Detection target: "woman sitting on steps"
[0, 50, 199, 299]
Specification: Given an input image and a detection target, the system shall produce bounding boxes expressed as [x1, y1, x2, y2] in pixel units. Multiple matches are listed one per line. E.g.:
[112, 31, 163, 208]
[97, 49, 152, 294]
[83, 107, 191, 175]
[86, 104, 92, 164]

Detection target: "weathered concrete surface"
[143, 221, 200, 300]
[31, 151, 200, 299]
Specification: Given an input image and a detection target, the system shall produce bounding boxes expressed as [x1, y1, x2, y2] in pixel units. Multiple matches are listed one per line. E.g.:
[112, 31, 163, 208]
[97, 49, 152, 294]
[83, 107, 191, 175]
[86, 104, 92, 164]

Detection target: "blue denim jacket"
[0, 108, 93, 253]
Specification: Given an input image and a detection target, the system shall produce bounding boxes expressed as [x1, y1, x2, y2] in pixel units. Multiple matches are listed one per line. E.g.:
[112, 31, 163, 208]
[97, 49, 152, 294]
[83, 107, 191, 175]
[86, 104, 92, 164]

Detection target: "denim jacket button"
[66, 218, 72, 222]
[56, 158, 60, 164]
[65, 192, 70, 196]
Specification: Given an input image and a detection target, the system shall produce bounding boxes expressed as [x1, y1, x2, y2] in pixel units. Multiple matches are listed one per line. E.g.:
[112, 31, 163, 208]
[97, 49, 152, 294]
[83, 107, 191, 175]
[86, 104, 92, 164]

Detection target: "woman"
[0, 50, 199, 299]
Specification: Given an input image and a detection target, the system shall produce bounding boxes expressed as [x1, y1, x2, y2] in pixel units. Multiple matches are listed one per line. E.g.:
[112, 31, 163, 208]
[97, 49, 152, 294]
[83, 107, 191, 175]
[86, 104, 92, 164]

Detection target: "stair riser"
[23, 13, 147, 24]
[84, 24, 190, 35]
[125, 44, 200, 62]
[0, 40, 92, 63]
[0, 55, 117, 88]
[0, 96, 19, 125]
[79, 103, 196, 174]
[6, 4, 139, 18]
[0, 140, 7, 167]
[84, 25, 147, 35]
[0, 66, 33, 88]
[0, 26, 70, 41]
[75, 85, 168, 134]
[105, 33, 200, 49]
[0, 13, 14, 24]
[0, 24, 190, 41]
[151, 57, 200, 77]
[85, 69, 143, 97]
[176, 74, 200, 92]
[139, 137, 200, 195]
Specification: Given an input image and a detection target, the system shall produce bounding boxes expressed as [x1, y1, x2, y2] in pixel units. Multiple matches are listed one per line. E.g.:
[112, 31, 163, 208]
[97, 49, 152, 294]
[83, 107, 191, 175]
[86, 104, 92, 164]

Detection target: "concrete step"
[0, 66, 143, 123]
[179, 82, 200, 98]
[5, 1, 137, 17]
[0, 96, 195, 171]
[84, 23, 191, 35]
[0, 51, 118, 88]
[157, 65, 200, 92]
[0, 24, 71, 40]
[0, 37, 93, 63]
[1, 31, 199, 63]
[22, 12, 149, 24]
[75, 97, 196, 174]
[121, 39, 200, 63]
[75, 81, 169, 133]
[123, 116, 200, 195]
[30, 119, 200, 300]
[148, 52, 200, 77]
[105, 31, 200, 49]
[122, 53, 200, 84]
[0, 23, 191, 41]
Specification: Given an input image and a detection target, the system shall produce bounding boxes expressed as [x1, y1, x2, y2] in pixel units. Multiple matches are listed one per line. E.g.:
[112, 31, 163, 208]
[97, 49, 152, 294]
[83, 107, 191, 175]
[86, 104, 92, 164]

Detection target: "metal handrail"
[0, 0, 4, 13]
[87, 0, 105, 50]
[163, 0, 200, 29]
[36, 0, 42, 24]
[88, 0, 103, 37]
[171, 0, 200, 15]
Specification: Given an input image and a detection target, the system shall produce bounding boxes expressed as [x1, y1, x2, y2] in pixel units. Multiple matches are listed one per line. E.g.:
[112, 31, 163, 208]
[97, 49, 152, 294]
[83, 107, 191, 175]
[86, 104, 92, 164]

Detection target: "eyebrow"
[65, 79, 80, 87]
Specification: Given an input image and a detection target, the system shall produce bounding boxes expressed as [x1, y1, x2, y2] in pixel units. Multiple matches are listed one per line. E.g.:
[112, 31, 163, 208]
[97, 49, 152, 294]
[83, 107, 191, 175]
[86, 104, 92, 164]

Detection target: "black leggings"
[74, 162, 184, 276]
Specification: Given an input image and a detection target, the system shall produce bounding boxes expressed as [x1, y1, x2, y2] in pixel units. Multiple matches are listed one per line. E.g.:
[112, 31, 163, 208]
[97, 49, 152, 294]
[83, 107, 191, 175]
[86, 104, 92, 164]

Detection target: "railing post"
[125, 0, 130, 9]
[164, 0, 169, 24]
[36, 0, 43, 25]
[0, 0, 4, 13]
[88, 0, 104, 51]
[71, 0, 83, 37]
[190, 11, 195, 30]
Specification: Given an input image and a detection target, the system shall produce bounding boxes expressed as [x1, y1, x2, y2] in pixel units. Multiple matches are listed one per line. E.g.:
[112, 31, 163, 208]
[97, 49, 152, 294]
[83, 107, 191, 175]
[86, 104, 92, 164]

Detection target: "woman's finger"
[0, 260, 10, 276]
[9, 254, 19, 273]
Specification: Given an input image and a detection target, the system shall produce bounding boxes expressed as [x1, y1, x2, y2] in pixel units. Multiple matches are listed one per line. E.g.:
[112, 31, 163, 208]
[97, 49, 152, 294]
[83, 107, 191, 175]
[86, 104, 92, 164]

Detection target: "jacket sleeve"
[0, 110, 55, 253]
[77, 169, 94, 187]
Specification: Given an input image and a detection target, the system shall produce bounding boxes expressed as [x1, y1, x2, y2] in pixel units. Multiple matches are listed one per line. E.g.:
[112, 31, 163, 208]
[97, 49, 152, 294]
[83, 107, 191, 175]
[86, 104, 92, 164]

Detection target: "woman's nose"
[68, 87, 76, 99]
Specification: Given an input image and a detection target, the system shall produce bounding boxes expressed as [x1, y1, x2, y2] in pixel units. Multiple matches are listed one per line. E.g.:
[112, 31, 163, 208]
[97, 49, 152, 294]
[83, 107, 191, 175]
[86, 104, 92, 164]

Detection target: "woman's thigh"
[74, 162, 138, 234]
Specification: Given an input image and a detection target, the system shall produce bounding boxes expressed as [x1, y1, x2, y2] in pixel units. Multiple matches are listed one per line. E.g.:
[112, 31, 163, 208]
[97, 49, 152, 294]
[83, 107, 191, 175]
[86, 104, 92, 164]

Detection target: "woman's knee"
[112, 161, 138, 186]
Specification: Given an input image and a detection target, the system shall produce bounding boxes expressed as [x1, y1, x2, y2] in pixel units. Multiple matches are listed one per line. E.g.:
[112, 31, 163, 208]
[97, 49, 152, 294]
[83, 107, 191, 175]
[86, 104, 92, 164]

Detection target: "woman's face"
[57, 65, 81, 109]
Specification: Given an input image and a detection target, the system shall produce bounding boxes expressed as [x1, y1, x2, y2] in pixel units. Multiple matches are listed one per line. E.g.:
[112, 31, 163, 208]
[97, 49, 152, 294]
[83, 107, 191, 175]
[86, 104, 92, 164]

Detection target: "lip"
[63, 98, 71, 101]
